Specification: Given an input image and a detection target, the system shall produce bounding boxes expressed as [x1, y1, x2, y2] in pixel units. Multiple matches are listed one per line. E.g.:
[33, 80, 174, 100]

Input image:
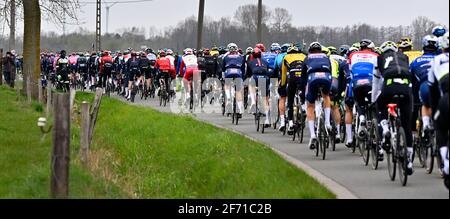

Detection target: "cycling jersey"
[301, 53, 333, 103]
[180, 54, 199, 80]
[404, 51, 424, 64]
[100, 56, 114, 75]
[410, 52, 436, 106]
[428, 52, 449, 94]
[274, 52, 287, 79]
[261, 52, 278, 73]
[281, 53, 306, 86]
[222, 54, 245, 79]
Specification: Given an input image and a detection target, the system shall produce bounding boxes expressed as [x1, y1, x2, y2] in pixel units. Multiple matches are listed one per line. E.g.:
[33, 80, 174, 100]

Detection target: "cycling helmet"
[398, 37, 413, 49]
[348, 46, 359, 55]
[103, 51, 109, 56]
[140, 52, 147, 57]
[238, 48, 243, 55]
[204, 48, 210, 56]
[166, 49, 174, 55]
[211, 46, 218, 51]
[281, 43, 291, 53]
[270, 43, 281, 52]
[184, 48, 193, 55]
[439, 32, 449, 49]
[352, 42, 361, 49]
[256, 43, 266, 52]
[246, 47, 254, 54]
[339, 45, 350, 56]
[374, 47, 383, 55]
[253, 47, 262, 58]
[422, 35, 439, 51]
[380, 41, 398, 53]
[227, 43, 238, 52]
[159, 50, 166, 57]
[328, 46, 338, 55]
[432, 26, 447, 37]
[131, 51, 137, 57]
[360, 39, 375, 50]
[308, 42, 322, 52]
[60, 50, 67, 57]
[321, 46, 331, 56]
[287, 46, 300, 54]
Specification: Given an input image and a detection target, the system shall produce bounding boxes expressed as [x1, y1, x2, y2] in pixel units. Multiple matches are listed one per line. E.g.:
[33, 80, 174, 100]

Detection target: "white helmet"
[439, 32, 449, 49]
[184, 48, 193, 55]
[166, 49, 174, 55]
[380, 41, 398, 53]
[227, 43, 238, 52]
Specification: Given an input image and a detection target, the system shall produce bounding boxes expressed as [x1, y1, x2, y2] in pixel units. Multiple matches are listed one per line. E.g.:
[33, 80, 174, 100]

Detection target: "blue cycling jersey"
[410, 53, 436, 83]
[261, 52, 278, 70]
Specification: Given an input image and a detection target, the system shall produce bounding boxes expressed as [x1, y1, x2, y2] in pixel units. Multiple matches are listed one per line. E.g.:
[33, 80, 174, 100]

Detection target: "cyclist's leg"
[235, 77, 244, 114]
[287, 77, 296, 130]
[249, 76, 257, 113]
[419, 82, 433, 130]
[345, 87, 355, 146]
[398, 86, 414, 172]
[278, 84, 287, 130]
[306, 78, 319, 140]
[435, 93, 449, 176]
[320, 80, 332, 129]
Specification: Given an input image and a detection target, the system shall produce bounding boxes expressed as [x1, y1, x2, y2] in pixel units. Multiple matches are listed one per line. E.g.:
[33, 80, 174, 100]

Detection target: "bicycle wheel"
[387, 137, 397, 181]
[397, 127, 408, 186]
[300, 113, 305, 143]
[320, 117, 327, 160]
[370, 120, 380, 170]
[425, 139, 435, 174]
[330, 124, 336, 152]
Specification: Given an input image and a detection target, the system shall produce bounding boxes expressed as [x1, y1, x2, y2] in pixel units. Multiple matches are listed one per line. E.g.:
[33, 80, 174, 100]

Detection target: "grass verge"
[0, 85, 124, 198]
[75, 92, 335, 199]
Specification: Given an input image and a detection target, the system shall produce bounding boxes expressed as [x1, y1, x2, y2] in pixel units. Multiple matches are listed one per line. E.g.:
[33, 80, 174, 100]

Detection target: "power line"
[78, 0, 153, 4]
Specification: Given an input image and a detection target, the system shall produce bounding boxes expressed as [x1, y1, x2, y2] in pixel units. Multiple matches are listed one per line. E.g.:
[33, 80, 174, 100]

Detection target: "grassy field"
[0, 85, 123, 198]
[0, 84, 334, 198]
[75, 92, 335, 199]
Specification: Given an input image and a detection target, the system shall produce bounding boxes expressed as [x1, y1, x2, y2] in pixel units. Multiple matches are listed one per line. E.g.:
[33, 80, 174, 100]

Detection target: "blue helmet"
[281, 43, 291, 53]
[432, 26, 447, 37]
[270, 43, 281, 52]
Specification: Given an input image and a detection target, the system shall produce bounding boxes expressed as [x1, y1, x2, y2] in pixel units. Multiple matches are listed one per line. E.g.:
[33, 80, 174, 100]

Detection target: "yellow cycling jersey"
[210, 50, 219, 57]
[281, 53, 306, 86]
[403, 51, 423, 64]
[330, 58, 339, 79]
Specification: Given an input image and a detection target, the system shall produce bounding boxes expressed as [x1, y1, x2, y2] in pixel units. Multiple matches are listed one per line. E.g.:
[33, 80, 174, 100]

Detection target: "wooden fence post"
[51, 93, 70, 198]
[46, 88, 52, 117]
[89, 88, 103, 145]
[80, 101, 90, 165]
[70, 88, 76, 112]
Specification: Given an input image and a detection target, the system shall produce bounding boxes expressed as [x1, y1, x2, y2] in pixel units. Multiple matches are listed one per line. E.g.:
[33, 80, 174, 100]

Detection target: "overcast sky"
[19, 0, 450, 36]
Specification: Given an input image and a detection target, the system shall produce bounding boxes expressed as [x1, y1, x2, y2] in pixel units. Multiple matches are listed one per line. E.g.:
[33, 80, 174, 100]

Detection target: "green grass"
[75, 92, 335, 199]
[0, 85, 124, 198]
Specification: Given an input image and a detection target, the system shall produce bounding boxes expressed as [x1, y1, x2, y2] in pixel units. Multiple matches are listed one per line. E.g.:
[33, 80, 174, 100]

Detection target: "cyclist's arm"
[300, 60, 308, 93]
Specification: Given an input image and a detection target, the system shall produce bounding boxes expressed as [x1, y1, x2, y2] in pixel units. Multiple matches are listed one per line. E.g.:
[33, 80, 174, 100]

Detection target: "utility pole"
[197, 0, 205, 51]
[105, 2, 118, 34]
[9, 0, 16, 51]
[257, 0, 263, 43]
[95, 0, 101, 51]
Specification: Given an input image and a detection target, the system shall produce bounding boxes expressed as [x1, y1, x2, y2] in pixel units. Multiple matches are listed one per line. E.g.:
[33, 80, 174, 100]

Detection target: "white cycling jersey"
[182, 54, 198, 68]
[428, 52, 449, 94]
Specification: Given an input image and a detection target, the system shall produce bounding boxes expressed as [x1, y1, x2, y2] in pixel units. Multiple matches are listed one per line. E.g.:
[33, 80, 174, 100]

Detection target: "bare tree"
[234, 4, 271, 42]
[271, 8, 292, 33]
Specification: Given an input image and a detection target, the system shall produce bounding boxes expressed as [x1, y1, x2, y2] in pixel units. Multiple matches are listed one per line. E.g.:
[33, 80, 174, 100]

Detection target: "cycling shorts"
[305, 72, 332, 103]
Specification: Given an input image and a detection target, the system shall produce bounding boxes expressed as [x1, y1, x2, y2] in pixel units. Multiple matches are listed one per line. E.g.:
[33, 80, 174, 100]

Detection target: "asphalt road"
[112, 91, 449, 199]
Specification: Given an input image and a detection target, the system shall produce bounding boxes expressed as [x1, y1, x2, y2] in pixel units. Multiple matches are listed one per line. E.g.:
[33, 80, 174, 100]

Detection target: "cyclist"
[210, 46, 219, 57]
[301, 42, 333, 149]
[410, 35, 439, 135]
[274, 43, 291, 132]
[69, 52, 78, 75]
[247, 47, 271, 127]
[204, 48, 219, 78]
[327, 46, 348, 143]
[374, 41, 414, 175]
[87, 52, 98, 90]
[222, 43, 246, 116]
[155, 50, 174, 96]
[179, 48, 199, 104]
[55, 50, 70, 91]
[99, 51, 114, 91]
[345, 39, 378, 149]
[428, 32, 449, 188]
[281, 45, 307, 135]
[398, 37, 423, 64]
[339, 45, 350, 58]
[125, 51, 140, 100]
[138, 52, 151, 95]
[77, 53, 89, 89]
